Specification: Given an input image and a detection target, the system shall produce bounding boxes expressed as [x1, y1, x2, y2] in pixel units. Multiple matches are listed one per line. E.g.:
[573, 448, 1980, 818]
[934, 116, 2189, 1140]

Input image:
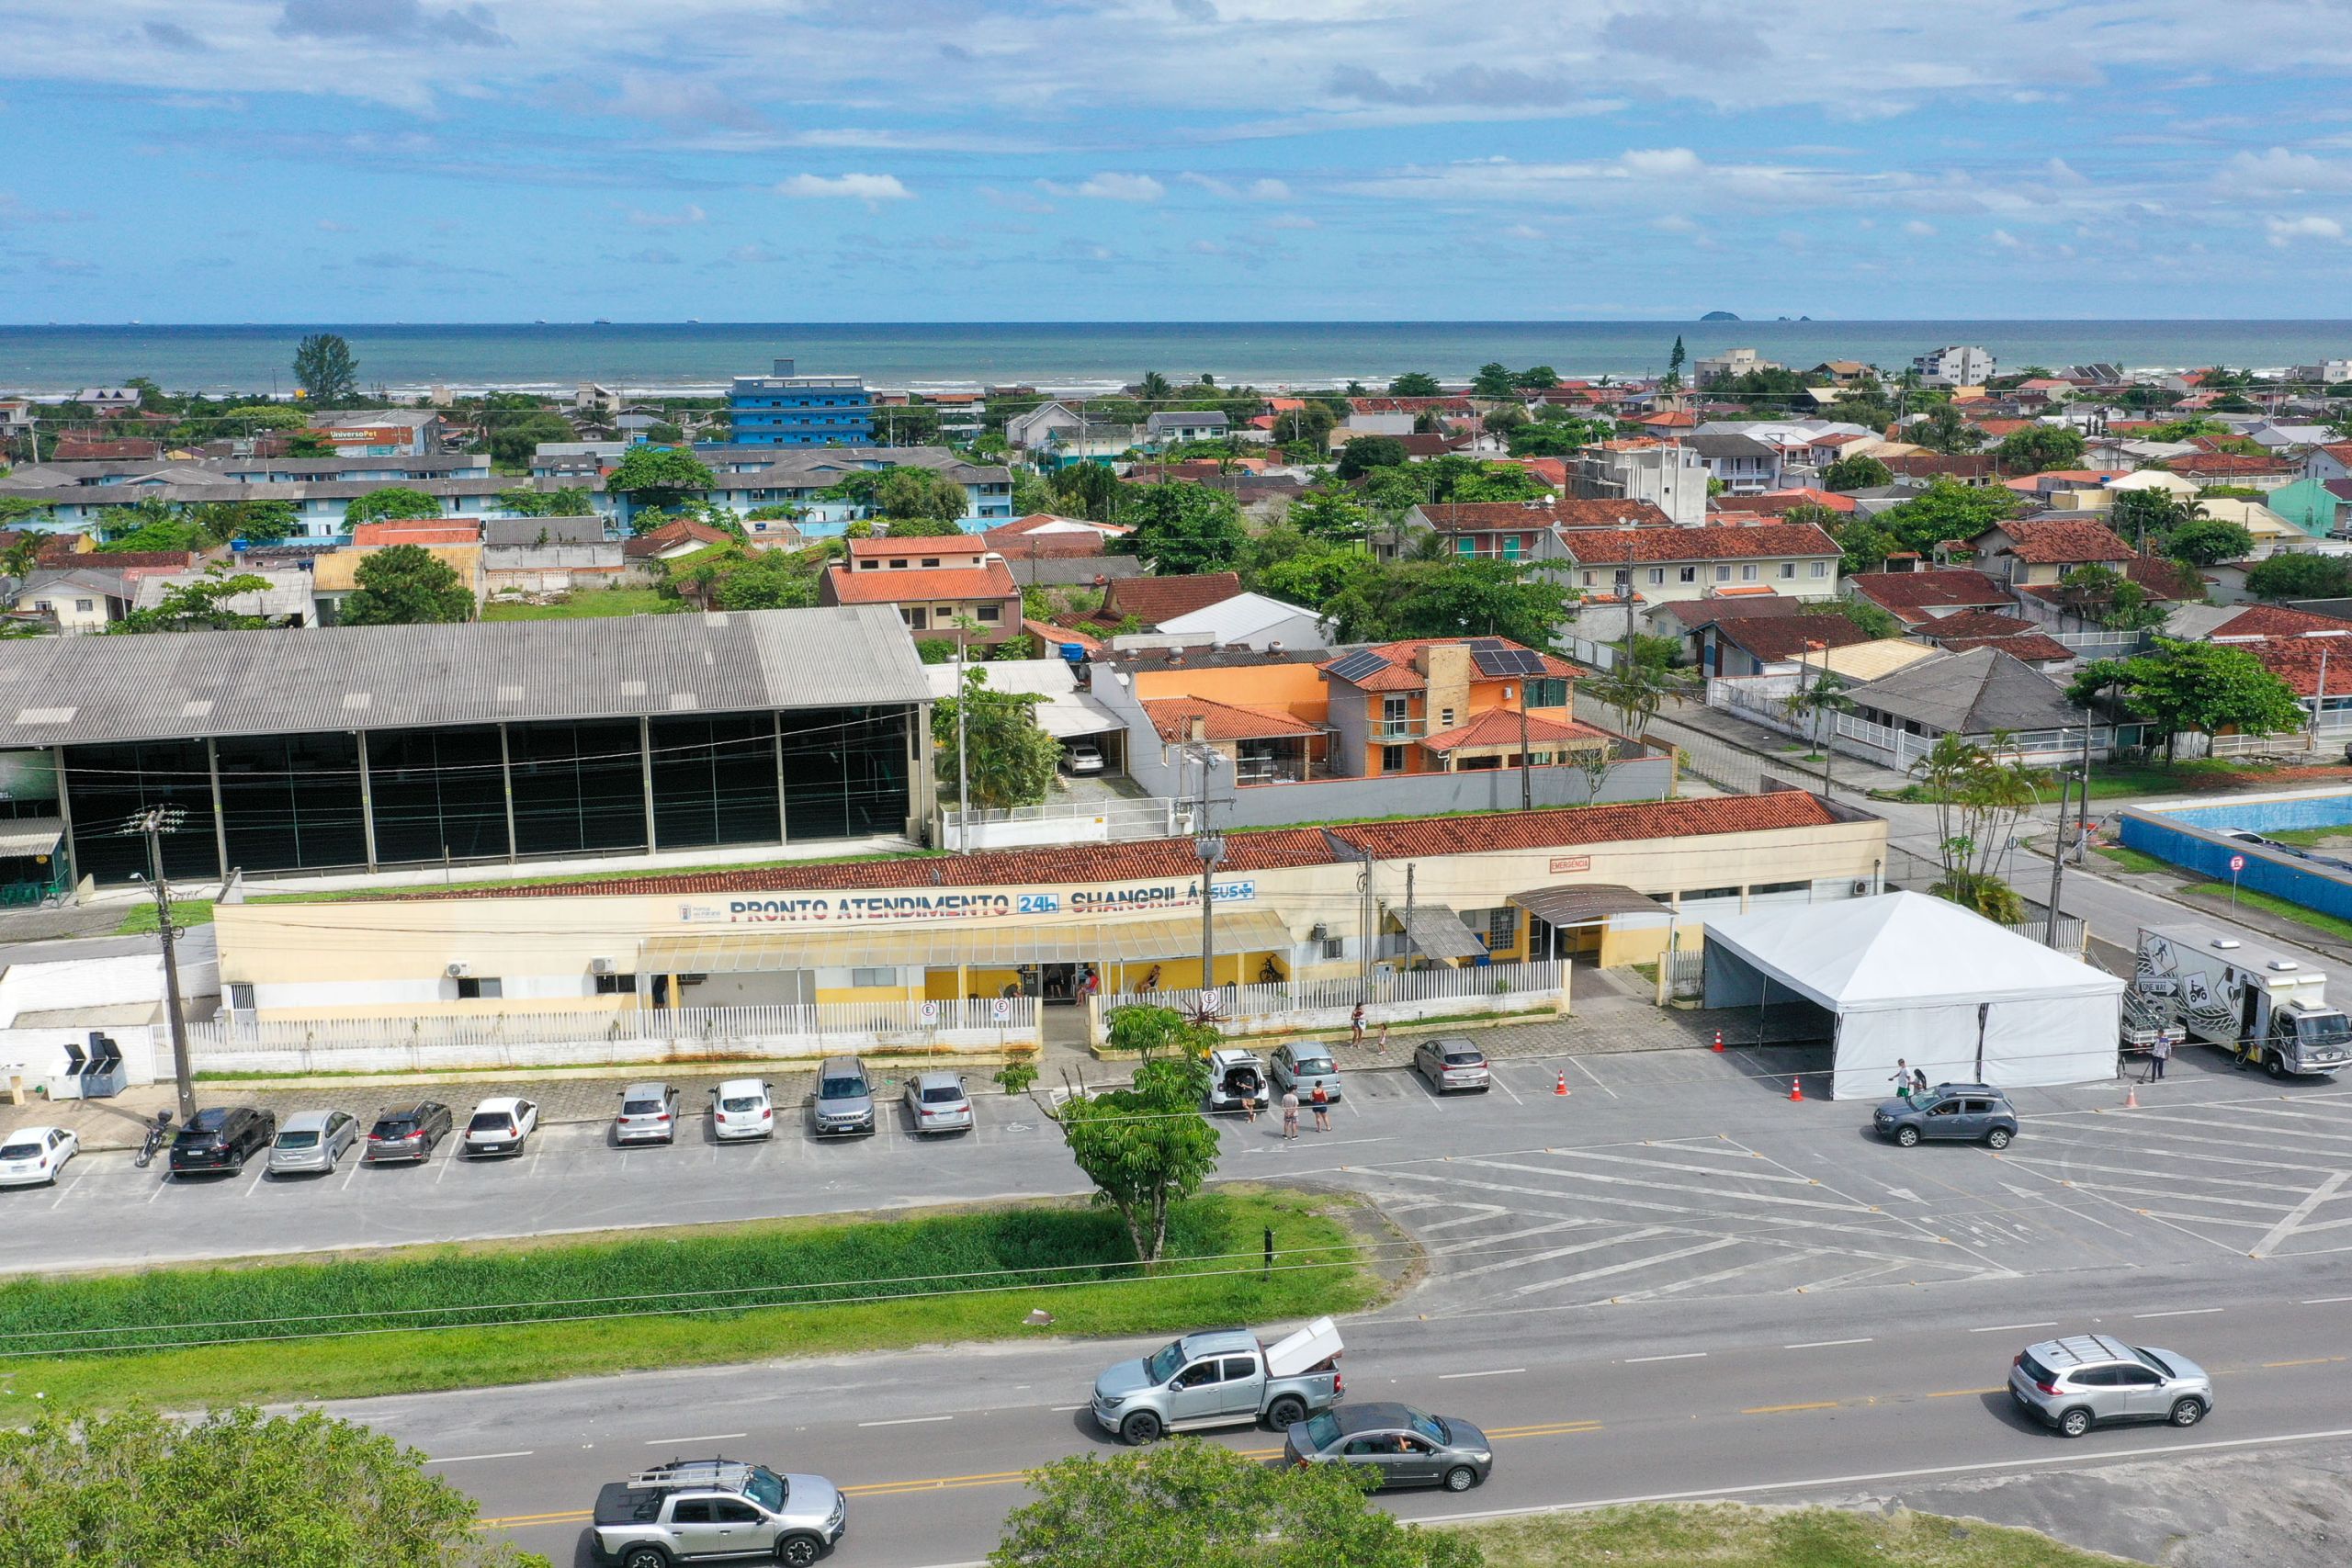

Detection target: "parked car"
[711, 1078, 775, 1141]
[1092, 1317, 1344, 1445]
[1283, 1401, 1493, 1493]
[1873, 1083, 2018, 1149]
[461, 1097, 539, 1157]
[1061, 742, 1105, 775]
[1205, 1048, 1268, 1113]
[1413, 1037, 1491, 1094]
[0, 1125, 78, 1189]
[904, 1070, 974, 1134]
[267, 1110, 358, 1176]
[614, 1082, 681, 1145]
[1269, 1043, 1341, 1103]
[590, 1456, 845, 1568]
[364, 1101, 454, 1165]
[168, 1106, 277, 1177]
[810, 1055, 876, 1137]
[2009, 1334, 2213, 1438]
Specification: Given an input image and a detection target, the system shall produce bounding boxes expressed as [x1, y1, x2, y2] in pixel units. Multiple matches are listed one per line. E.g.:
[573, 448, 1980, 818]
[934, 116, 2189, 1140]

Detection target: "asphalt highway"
[332, 1248, 2352, 1567]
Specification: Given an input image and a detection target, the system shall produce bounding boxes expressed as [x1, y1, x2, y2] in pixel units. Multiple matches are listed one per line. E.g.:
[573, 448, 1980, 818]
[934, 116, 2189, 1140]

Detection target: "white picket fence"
[187, 998, 1038, 1075]
[1090, 960, 1568, 1043]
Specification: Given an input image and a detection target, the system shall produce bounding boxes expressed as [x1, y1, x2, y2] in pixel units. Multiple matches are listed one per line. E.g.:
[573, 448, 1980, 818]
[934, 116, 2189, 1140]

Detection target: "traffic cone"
[2124, 1083, 2139, 1110]
[1712, 1029, 1724, 1053]
[1555, 1072, 1570, 1097]
[1789, 1077, 1804, 1103]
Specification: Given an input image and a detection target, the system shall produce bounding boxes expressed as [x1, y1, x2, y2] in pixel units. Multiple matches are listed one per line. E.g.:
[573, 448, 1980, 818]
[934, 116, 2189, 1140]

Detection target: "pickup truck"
[1091, 1316, 1344, 1445]
[591, 1457, 846, 1568]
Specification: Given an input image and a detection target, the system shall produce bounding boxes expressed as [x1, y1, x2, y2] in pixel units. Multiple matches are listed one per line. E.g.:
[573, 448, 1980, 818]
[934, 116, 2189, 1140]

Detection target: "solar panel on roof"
[1326, 649, 1389, 683]
[1470, 645, 1546, 677]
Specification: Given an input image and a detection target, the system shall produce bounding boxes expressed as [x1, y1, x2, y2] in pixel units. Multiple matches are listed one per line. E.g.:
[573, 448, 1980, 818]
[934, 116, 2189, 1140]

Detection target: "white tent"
[1702, 892, 2123, 1099]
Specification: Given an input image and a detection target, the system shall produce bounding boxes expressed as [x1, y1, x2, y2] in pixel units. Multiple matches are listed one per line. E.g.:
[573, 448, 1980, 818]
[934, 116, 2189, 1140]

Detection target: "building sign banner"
[1548, 855, 1592, 874]
[681, 878, 1257, 926]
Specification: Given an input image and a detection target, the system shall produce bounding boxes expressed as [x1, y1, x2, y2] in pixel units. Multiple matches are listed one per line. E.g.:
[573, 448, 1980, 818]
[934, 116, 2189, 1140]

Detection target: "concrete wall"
[2119, 791, 2352, 923]
[0, 1023, 161, 1094]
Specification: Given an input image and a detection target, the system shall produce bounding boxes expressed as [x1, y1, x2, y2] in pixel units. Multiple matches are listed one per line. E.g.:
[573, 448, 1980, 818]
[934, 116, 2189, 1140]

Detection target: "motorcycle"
[133, 1110, 174, 1169]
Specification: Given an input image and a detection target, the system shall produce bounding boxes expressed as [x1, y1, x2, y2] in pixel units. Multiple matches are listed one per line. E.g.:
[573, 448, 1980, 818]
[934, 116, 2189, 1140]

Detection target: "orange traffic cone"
[2124, 1083, 2139, 1110]
[1788, 1077, 1804, 1103]
[1712, 1030, 1724, 1053]
[1555, 1071, 1570, 1097]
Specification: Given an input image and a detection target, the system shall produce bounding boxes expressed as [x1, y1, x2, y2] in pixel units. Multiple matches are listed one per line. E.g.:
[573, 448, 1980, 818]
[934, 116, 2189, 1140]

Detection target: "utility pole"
[1192, 747, 1225, 1018]
[1402, 863, 1417, 974]
[1356, 848, 1374, 1006]
[128, 807, 197, 1122]
[2043, 731, 2073, 951]
[955, 620, 970, 852]
[1519, 698, 1532, 811]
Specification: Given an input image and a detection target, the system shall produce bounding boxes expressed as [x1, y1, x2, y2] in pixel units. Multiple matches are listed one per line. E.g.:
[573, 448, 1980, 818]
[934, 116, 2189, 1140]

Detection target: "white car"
[711, 1077, 775, 1141]
[0, 1125, 78, 1188]
[1062, 743, 1106, 775]
[460, 1097, 538, 1157]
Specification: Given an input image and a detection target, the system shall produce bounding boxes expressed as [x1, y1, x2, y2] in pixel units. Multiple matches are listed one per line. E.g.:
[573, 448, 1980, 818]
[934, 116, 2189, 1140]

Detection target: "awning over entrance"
[641, 908, 1295, 974]
[1394, 904, 1488, 962]
[0, 818, 63, 858]
[1510, 883, 1669, 927]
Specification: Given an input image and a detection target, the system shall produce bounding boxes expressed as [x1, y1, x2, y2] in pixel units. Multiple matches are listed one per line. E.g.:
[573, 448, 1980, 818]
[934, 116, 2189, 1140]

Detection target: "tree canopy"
[109, 567, 277, 634]
[1994, 424, 2087, 473]
[485, 411, 578, 470]
[1057, 1006, 1223, 1263]
[1871, 477, 2021, 557]
[1323, 558, 1570, 649]
[291, 333, 359, 407]
[1820, 453, 1893, 492]
[338, 543, 475, 626]
[2069, 638, 2306, 762]
[876, 466, 971, 523]
[1386, 372, 1442, 396]
[1335, 435, 1408, 479]
[344, 487, 443, 526]
[2245, 551, 2352, 602]
[1123, 482, 1249, 575]
[606, 445, 718, 513]
[2165, 517, 2256, 567]
[933, 663, 1063, 812]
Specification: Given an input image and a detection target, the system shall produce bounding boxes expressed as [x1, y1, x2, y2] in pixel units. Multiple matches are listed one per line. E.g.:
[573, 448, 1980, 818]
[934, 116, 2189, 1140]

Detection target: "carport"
[1701, 891, 2124, 1099]
[1510, 883, 1673, 965]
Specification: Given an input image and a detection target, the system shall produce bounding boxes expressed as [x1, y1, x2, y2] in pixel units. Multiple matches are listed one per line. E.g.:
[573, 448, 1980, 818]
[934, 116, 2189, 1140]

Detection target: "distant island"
[1701, 310, 1740, 321]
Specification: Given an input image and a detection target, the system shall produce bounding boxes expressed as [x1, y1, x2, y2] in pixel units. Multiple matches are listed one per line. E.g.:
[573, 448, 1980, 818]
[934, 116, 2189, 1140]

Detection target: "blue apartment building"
[728, 357, 875, 446]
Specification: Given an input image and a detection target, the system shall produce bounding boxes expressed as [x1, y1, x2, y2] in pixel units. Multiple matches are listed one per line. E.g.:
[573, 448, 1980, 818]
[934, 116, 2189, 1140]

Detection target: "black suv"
[1872, 1083, 2018, 1149]
[168, 1106, 277, 1177]
[364, 1101, 454, 1165]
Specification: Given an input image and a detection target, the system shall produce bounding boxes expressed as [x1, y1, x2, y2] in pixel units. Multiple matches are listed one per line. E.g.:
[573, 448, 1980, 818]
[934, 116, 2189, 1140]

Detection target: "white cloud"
[628, 202, 707, 227]
[1991, 228, 2023, 248]
[2227, 147, 2352, 194]
[1181, 172, 1292, 200]
[2267, 213, 2346, 245]
[775, 173, 912, 204]
[1062, 172, 1165, 202]
[1903, 220, 1936, 236]
[1265, 213, 1317, 229]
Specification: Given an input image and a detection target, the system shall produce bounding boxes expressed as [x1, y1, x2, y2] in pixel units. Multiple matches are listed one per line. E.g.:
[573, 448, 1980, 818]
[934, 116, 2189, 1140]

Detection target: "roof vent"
[2268, 959, 2300, 972]
[2210, 938, 2242, 950]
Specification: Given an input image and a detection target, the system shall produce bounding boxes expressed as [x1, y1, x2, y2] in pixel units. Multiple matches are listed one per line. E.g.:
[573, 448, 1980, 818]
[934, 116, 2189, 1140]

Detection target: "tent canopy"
[1702, 892, 2123, 1099]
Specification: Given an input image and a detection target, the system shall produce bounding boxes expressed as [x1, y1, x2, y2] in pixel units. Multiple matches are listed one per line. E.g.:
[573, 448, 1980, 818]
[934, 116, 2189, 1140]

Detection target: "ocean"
[2, 321, 2348, 399]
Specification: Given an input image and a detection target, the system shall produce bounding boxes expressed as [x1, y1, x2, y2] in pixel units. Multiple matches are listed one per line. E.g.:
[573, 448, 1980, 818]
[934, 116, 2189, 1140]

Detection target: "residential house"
[2267, 477, 2352, 539]
[1684, 433, 1781, 494]
[0, 474, 616, 540]
[1395, 496, 1673, 562]
[1005, 401, 1087, 451]
[481, 515, 607, 548]
[1091, 571, 1244, 629]
[1554, 521, 1842, 607]
[726, 358, 874, 446]
[1570, 439, 1709, 525]
[1151, 591, 1329, 653]
[1711, 488, 1856, 519]
[11, 568, 133, 631]
[1843, 568, 2016, 628]
[1910, 609, 2075, 671]
[1692, 348, 1779, 388]
[1144, 411, 1229, 444]
[927, 393, 985, 441]
[1316, 637, 1595, 779]
[2165, 451, 2296, 491]
[2303, 442, 2352, 487]
[350, 521, 481, 547]
[74, 388, 141, 412]
[1344, 397, 1474, 436]
[1695, 614, 1873, 678]
[483, 541, 628, 596]
[1912, 345, 1996, 387]
[2211, 636, 2352, 750]
[1881, 453, 1996, 485]
[310, 542, 486, 625]
[678, 446, 1012, 531]
[130, 568, 314, 627]
[624, 518, 737, 564]
[1972, 518, 2137, 589]
[1835, 647, 2134, 769]
[819, 536, 1022, 642]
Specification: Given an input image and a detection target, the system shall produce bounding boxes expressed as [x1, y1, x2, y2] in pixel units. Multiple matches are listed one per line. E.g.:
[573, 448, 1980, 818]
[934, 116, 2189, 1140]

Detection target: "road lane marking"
[1785, 1337, 1873, 1349]
[1623, 1351, 1706, 1363]
[1741, 1402, 1840, 1416]
[427, 1450, 535, 1464]
[2134, 1306, 2224, 1319]
[858, 1415, 954, 1427]
[2303, 1294, 2352, 1304]
[2262, 1357, 2346, 1369]
[1485, 1421, 1602, 1438]
[1926, 1387, 2002, 1398]
[2254, 1171, 2351, 1258]
[643, 1433, 746, 1446]
[1966, 1321, 2055, 1333]
[1439, 1367, 1526, 1381]
[1049, 1404, 1088, 1412]
[1510, 1236, 1743, 1298]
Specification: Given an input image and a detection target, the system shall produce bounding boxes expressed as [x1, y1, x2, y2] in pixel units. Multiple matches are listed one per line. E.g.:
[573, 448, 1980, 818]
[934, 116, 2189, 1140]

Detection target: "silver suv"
[810, 1055, 876, 1137]
[2009, 1334, 2213, 1438]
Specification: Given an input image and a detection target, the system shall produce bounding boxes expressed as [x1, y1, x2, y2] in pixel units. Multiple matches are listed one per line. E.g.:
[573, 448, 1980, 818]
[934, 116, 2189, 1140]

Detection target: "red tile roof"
[1498, 457, 1570, 490]
[1918, 609, 2037, 639]
[1422, 708, 1608, 752]
[1142, 696, 1322, 742]
[1844, 569, 2013, 619]
[1553, 522, 1839, 564]
[1991, 519, 2136, 564]
[821, 559, 1016, 604]
[2123, 555, 2207, 602]
[1102, 571, 1242, 624]
[1936, 633, 2075, 662]
[1350, 397, 1472, 415]
[2211, 604, 2352, 640]
[51, 438, 163, 460]
[1712, 488, 1856, 516]
[1317, 637, 1577, 693]
[351, 522, 479, 547]
[1418, 498, 1672, 532]
[1331, 791, 1843, 861]
[983, 527, 1105, 558]
[2167, 452, 2292, 477]
[1883, 454, 1996, 479]
[1706, 615, 1873, 662]
[624, 519, 734, 558]
[1025, 616, 1101, 653]
[2234, 637, 2347, 696]
[35, 548, 201, 572]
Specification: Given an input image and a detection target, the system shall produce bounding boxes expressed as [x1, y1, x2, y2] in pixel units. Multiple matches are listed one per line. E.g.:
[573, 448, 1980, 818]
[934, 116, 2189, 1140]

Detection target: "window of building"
[1681, 886, 1739, 903]
[1525, 677, 1568, 707]
[1647, 567, 1666, 585]
[456, 976, 503, 999]
[1714, 565, 1731, 581]
[922, 558, 940, 568]
[1811, 560, 1829, 577]
[1740, 564, 1759, 581]
[74, 599, 94, 613]
[888, 558, 908, 569]
[594, 972, 637, 994]
[1381, 744, 1408, 772]
[1751, 880, 1810, 896]
[1582, 570, 1597, 586]
[1679, 565, 1697, 583]
[1482, 907, 1519, 952]
[850, 966, 897, 987]
[1779, 562, 1796, 579]
[1440, 708, 1456, 728]
[975, 604, 1002, 623]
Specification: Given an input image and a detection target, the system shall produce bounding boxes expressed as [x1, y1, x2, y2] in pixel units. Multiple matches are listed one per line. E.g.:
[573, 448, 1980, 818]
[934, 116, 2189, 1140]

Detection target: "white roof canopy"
[1705, 892, 2121, 1011]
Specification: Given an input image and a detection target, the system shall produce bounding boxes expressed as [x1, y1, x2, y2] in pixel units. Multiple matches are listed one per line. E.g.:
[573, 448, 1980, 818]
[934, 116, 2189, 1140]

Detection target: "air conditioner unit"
[1850, 881, 1871, 896]
[1308, 923, 1329, 942]
[590, 957, 616, 975]
[446, 962, 470, 977]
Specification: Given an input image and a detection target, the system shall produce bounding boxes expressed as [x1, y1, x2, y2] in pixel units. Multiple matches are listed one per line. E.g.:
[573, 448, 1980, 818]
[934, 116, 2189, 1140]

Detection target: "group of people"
[1239, 1080, 1331, 1140]
[1889, 1060, 1930, 1100]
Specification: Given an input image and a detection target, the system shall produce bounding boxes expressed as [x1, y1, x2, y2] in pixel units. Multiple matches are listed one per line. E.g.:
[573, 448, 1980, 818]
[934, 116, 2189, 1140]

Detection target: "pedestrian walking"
[1310, 1083, 1330, 1132]
[1891, 1058, 1913, 1100]
[1374, 1021, 1389, 1054]
[1281, 1088, 1300, 1141]
[1911, 1066, 1928, 1097]
[2150, 1034, 2172, 1081]
[1350, 1005, 1365, 1048]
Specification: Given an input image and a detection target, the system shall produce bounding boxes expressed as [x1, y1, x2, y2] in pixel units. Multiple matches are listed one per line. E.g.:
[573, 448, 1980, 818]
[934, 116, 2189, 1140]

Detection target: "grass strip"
[2177, 880, 2352, 945]
[481, 588, 684, 621]
[2090, 843, 2174, 876]
[1461, 1502, 2131, 1566]
[116, 899, 214, 934]
[0, 1190, 1374, 1409]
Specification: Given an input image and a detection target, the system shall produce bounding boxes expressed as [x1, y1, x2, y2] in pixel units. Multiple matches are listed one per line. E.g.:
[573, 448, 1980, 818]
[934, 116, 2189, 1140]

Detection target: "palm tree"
[1589, 657, 1671, 741]
[1139, 371, 1172, 402]
[1781, 667, 1854, 795]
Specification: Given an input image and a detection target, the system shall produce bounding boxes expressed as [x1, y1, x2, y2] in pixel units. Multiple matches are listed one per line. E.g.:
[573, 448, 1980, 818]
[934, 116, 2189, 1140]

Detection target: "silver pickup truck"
[590, 1457, 846, 1568]
[1091, 1316, 1344, 1445]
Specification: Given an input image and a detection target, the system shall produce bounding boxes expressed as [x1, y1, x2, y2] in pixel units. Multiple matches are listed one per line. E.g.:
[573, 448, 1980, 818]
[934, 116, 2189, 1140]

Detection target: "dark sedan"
[167, 1106, 277, 1178]
[364, 1101, 454, 1165]
[1283, 1401, 1493, 1493]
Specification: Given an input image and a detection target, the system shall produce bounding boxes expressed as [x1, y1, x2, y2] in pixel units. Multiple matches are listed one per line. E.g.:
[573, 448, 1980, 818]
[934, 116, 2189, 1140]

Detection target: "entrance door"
[1040, 963, 1077, 1004]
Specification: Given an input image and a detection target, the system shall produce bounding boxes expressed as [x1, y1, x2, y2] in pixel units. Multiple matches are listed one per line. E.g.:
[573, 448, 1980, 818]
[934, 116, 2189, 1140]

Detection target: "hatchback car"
[2009, 1334, 2213, 1438]
[904, 1071, 974, 1134]
[1283, 1402, 1493, 1493]
[0, 1125, 78, 1188]
[461, 1097, 538, 1158]
[711, 1078, 775, 1141]
[363, 1100, 453, 1165]
[169, 1106, 277, 1177]
[810, 1055, 876, 1137]
[1414, 1037, 1491, 1094]
[266, 1110, 358, 1177]
[614, 1081, 681, 1145]
[1205, 1049, 1268, 1113]
[1270, 1043, 1341, 1103]
[1873, 1083, 2018, 1149]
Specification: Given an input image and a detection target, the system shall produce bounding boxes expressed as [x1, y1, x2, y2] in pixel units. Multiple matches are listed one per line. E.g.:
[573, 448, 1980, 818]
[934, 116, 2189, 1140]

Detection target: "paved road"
[336, 1258, 2352, 1568]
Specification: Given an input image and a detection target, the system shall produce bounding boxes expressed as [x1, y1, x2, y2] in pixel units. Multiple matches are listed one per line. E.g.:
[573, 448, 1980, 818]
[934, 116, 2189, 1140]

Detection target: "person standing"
[2150, 1033, 2172, 1081]
[1281, 1087, 1300, 1142]
[1310, 1082, 1330, 1133]
[1350, 1005, 1365, 1048]
[1891, 1058, 1913, 1100]
[1374, 1021, 1390, 1054]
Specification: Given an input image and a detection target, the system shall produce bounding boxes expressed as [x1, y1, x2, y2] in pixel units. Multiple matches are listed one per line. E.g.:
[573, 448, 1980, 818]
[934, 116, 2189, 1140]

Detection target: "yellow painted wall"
[1132, 660, 1329, 723]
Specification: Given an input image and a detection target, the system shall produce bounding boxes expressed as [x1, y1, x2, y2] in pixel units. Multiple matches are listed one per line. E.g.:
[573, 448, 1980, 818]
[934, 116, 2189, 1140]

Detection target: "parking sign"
[989, 997, 1012, 1022]
[2229, 854, 2245, 873]
[919, 1000, 940, 1026]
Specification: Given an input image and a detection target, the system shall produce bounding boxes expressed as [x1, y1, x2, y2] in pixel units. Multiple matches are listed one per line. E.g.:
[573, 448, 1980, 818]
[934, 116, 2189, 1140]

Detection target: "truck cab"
[2137, 925, 2350, 1077]
[1091, 1316, 1344, 1445]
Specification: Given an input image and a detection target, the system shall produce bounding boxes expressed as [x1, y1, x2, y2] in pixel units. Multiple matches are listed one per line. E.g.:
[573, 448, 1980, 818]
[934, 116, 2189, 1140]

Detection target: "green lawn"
[114, 899, 213, 934]
[0, 1190, 1374, 1409]
[481, 588, 681, 620]
[2081, 757, 2286, 799]
[2177, 881, 2352, 945]
[2242, 823, 2352, 849]
[2090, 843, 2173, 876]
[1463, 1503, 2129, 1567]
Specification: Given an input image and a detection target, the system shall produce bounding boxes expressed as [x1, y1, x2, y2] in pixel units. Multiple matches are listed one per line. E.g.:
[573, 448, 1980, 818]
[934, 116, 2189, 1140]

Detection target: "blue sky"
[3, 0, 2351, 321]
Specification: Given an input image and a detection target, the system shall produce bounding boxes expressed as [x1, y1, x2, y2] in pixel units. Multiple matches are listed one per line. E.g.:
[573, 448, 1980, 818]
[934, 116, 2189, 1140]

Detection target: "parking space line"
[427, 1450, 535, 1464]
[1449, 1226, 1673, 1279]
[858, 1415, 954, 1427]
[1569, 1056, 1617, 1100]
[1509, 1236, 1744, 1299]
[2253, 1171, 2351, 1258]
